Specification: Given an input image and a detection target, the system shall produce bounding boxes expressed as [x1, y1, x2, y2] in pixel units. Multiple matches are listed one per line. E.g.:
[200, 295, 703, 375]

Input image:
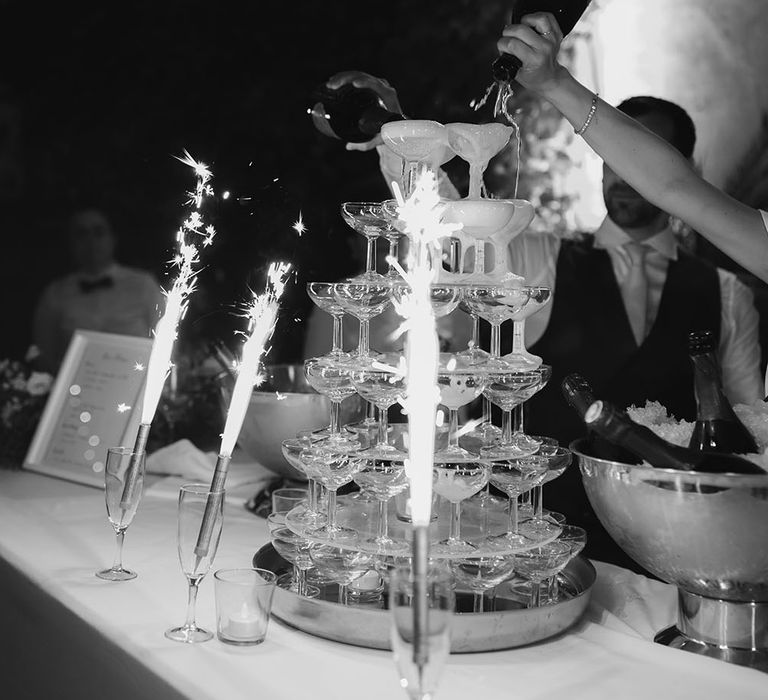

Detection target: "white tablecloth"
[0, 468, 764, 700]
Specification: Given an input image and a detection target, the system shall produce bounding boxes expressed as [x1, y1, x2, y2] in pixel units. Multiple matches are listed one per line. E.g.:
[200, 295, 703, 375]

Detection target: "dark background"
[1, 0, 507, 363]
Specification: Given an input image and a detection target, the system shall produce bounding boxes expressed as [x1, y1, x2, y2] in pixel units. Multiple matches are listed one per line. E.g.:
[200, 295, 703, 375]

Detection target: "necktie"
[621, 242, 648, 345]
[79, 276, 114, 294]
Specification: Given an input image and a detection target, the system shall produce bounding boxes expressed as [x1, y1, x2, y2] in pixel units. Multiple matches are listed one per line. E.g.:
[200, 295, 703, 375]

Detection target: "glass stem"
[331, 314, 344, 355]
[308, 479, 319, 513]
[326, 488, 338, 533]
[507, 493, 519, 535]
[112, 529, 126, 571]
[474, 240, 486, 274]
[513, 403, 524, 434]
[378, 405, 389, 447]
[473, 591, 484, 613]
[292, 564, 301, 591]
[377, 498, 389, 541]
[501, 410, 513, 445]
[388, 238, 399, 273]
[449, 408, 459, 449]
[297, 567, 308, 597]
[184, 580, 200, 629]
[469, 314, 479, 350]
[358, 319, 370, 356]
[529, 580, 541, 608]
[449, 501, 462, 542]
[548, 574, 558, 603]
[490, 322, 501, 359]
[533, 485, 543, 519]
[512, 319, 526, 355]
[330, 401, 341, 437]
[338, 583, 349, 606]
[365, 235, 376, 274]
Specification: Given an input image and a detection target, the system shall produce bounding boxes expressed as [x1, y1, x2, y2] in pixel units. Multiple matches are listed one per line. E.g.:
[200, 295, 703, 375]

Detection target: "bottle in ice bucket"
[561, 373, 638, 464]
[308, 82, 405, 143]
[687, 330, 758, 454]
[492, 0, 593, 83]
[583, 399, 765, 474]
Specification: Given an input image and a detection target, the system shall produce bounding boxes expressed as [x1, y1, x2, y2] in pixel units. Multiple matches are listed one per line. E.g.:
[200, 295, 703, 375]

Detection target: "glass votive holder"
[214, 568, 277, 646]
[271, 487, 308, 516]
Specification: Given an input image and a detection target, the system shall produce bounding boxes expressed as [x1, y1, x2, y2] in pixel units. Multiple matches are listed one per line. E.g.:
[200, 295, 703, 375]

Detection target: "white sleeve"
[717, 269, 762, 404]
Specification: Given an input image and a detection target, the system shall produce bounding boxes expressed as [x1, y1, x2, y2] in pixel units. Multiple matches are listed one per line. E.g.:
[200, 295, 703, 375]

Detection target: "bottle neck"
[358, 106, 404, 138]
[691, 351, 731, 421]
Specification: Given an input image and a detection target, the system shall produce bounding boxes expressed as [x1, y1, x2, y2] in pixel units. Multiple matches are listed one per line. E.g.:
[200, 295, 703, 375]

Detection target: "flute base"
[164, 624, 213, 644]
[96, 567, 136, 581]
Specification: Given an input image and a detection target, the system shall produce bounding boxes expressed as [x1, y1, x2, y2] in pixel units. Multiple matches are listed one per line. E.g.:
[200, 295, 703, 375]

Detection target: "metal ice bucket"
[573, 439, 768, 671]
[219, 364, 365, 479]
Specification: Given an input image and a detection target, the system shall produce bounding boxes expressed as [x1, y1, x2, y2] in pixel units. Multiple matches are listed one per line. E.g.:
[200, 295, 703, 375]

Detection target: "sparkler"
[120, 150, 216, 509]
[390, 170, 460, 681]
[193, 261, 292, 560]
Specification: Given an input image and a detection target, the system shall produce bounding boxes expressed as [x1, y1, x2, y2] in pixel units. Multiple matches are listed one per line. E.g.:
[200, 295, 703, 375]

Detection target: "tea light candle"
[223, 603, 264, 641]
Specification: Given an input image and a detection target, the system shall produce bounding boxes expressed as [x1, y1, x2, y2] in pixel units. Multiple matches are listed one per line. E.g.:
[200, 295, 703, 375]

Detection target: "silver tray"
[254, 544, 596, 653]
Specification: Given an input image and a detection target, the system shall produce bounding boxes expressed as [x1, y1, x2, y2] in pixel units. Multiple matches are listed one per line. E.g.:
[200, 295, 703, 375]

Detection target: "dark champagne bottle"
[562, 373, 639, 464]
[687, 330, 758, 454]
[584, 399, 765, 475]
[308, 83, 405, 143]
[492, 0, 593, 83]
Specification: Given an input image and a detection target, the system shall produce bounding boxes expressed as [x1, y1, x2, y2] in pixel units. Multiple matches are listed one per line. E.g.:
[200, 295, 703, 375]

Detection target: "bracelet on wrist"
[575, 93, 598, 136]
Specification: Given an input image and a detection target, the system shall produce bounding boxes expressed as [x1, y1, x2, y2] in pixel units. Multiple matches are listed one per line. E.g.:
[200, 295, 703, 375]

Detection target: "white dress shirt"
[33, 263, 163, 372]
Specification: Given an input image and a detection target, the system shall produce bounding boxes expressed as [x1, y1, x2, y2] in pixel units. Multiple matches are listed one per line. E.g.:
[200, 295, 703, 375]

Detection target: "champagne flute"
[96, 446, 145, 581]
[165, 483, 224, 643]
[389, 562, 454, 700]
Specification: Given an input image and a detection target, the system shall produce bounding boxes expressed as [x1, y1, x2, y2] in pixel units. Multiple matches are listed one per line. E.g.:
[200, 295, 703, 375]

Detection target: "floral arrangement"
[0, 352, 53, 468]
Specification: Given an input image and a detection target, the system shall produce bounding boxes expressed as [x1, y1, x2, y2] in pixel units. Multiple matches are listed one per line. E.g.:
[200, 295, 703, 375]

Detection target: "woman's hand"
[326, 71, 404, 151]
[496, 12, 565, 95]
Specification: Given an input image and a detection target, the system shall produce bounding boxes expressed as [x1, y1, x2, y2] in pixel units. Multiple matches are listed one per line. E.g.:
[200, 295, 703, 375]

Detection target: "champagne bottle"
[492, 0, 593, 83]
[562, 373, 639, 464]
[687, 330, 758, 454]
[308, 83, 405, 143]
[584, 399, 765, 475]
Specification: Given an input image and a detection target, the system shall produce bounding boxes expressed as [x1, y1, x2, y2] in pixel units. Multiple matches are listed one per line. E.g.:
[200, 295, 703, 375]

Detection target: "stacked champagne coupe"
[273, 120, 586, 620]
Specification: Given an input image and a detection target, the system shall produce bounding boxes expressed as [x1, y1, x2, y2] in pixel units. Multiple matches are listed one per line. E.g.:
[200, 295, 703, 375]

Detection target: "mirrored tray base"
[254, 544, 595, 652]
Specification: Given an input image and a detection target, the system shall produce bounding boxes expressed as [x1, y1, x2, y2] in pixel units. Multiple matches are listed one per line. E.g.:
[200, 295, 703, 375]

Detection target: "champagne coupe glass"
[456, 298, 490, 365]
[485, 455, 550, 549]
[96, 446, 145, 581]
[165, 483, 224, 643]
[281, 436, 325, 526]
[524, 445, 571, 533]
[391, 283, 462, 320]
[333, 281, 391, 359]
[341, 202, 391, 283]
[432, 460, 489, 555]
[351, 364, 407, 458]
[482, 366, 551, 457]
[435, 354, 487, 460]
[504, 286, 551, 370]
[267, 512, 320, 599]
[307, 281, 350, 361]
[514, 540, 572, 608]
[452, 555, 516, 613]
[304, 356, 359, 450]
[308, 544, 373, 605]
[303, 443, 363, 543]
[353, 458, 409, 553]
[547, 525, 587, 603]
[389, 562, 454, 700]
[380, 119, 450, 198]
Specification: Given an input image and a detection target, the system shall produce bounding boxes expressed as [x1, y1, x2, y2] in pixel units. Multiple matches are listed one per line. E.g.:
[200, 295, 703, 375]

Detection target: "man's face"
[69, 209, 116, 272]
[602, 112, 678, 230]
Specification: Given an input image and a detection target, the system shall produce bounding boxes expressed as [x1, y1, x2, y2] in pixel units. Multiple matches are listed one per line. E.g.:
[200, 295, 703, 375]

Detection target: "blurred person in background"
[32, 205, 163, 373]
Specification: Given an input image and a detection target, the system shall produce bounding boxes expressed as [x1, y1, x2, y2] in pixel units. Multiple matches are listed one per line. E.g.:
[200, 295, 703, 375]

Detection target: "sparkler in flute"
[193, 262, 292, 560]
[120, 152, 216, 509]
[390, 170, 460, 684]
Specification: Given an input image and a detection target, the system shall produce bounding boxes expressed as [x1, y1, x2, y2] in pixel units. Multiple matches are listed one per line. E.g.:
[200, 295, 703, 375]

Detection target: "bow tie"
[79, 276, 114, 294]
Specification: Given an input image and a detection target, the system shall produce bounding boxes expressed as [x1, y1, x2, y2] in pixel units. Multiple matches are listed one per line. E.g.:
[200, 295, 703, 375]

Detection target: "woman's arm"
[497, 14, 768, 283]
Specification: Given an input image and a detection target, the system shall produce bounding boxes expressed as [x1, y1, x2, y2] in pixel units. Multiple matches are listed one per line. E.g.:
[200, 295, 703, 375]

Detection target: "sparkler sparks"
[218, 262, 292, 459]
[292, 212, 306, 236]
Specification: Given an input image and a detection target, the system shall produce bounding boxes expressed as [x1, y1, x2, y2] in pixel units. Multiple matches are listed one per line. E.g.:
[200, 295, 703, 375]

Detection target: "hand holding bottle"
[322, 71, 405, 151]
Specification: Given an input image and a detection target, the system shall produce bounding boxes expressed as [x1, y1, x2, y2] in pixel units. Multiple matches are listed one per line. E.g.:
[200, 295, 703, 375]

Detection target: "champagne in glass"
[165, 483, 224, 643]
[96, 446, 146, 581]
